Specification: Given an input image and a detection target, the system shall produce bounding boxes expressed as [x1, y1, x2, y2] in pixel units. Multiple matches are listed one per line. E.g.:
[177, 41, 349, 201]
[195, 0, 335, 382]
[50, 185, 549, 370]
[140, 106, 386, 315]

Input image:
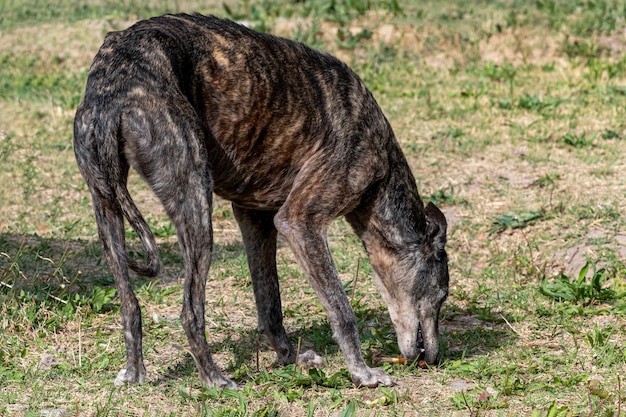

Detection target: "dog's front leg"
[274, 207, 394, 388]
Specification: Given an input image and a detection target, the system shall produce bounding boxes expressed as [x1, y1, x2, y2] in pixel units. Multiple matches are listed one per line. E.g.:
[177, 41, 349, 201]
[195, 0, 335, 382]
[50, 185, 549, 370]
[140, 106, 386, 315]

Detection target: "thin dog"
[74, 13, 449, 388]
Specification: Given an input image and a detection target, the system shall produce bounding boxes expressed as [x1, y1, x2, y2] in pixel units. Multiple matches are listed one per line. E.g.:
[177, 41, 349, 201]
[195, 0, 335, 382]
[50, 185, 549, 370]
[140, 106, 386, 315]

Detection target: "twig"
[586, 398, 607, 417]
[78, 318, 82, 368]
[291, 337, 302, 383]
[47, 292, 68, 304]
[618, 375, 622, 417]
[255, 331, 260, 373]
[520, 228, 536, 276]
[461, 391, 474, 417]
[500, 314, 521, 338]
[351, 255, 361, 305]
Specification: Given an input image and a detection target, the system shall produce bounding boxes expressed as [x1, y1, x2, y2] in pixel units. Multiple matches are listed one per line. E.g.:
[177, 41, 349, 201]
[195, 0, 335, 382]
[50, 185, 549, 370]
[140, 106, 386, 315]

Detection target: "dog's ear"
[424, 202, 447, 259]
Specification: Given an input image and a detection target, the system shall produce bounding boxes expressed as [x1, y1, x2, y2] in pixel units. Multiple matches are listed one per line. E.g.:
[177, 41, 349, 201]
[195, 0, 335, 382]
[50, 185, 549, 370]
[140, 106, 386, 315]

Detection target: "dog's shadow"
[0, 232, 245, 294]
[196, 301, 517, 385]
[0, 232, 517, 384]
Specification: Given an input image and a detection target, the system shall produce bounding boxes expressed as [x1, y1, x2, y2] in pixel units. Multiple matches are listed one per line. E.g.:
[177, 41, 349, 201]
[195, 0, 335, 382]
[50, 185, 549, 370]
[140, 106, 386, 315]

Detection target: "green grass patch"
[0, 52, 87, 109]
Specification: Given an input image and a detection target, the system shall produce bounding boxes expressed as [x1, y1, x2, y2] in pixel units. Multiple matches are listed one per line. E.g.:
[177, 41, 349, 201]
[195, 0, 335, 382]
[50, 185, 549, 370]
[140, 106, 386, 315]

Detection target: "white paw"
[201, 373, 238, 390]
[114, 368, 145, 386]
[352, 367, 395, 388]
[297, 350, 327, 369]
[114, 369, 128, 386]
[219, 376, 238, 390]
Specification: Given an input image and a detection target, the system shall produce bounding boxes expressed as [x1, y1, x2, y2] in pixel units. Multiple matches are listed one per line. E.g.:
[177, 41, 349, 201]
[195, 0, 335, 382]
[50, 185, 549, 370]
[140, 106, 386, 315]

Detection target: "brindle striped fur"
[73, 13, 448, 388]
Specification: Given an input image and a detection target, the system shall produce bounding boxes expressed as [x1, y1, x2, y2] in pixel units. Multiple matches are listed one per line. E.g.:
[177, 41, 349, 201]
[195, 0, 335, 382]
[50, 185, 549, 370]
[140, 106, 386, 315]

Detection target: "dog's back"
[82, 14, 396, 209]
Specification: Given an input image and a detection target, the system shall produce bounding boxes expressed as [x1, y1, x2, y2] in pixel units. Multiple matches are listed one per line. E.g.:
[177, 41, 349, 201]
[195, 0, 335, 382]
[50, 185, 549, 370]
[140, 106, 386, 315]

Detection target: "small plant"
[531, 173, 561, 188]
[490, 210, 544, 233]
[562, 131, 595, 148]
[531, 173, 560, 208]
[562, 37, 602, 60]
[271, 365, 352, 389]
[480, 61, 517, 91]
[516, 93, 565, 113]
[601, 129, 621, 139]
[432, 126, 464, 141]
[517, 93, 544, 111]
[83, 286, 117, 313]
[335, 26, 372, 49]
[540, 261, 626, 307]
[531, 401, 572, 417]
[427, 185, 468, 206]
[450, 388, 508, 414]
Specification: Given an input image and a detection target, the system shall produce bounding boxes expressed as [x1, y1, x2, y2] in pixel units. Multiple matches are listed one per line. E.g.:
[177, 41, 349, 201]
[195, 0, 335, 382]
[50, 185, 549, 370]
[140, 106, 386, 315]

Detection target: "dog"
[73, 13, 449, 388]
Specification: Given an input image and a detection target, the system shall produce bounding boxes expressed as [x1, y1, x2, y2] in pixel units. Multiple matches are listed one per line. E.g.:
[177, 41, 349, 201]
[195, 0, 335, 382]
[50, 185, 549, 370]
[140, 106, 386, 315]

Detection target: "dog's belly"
[212, 172, 292, 210]
[203, 113, 322, 211]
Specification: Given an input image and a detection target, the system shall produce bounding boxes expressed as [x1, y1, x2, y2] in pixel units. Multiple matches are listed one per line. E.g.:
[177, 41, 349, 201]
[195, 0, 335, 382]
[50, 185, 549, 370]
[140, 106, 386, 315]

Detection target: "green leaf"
[540, 275, 576, 301]
[577, 262, 589, 287]
[340, 401, 357, 417]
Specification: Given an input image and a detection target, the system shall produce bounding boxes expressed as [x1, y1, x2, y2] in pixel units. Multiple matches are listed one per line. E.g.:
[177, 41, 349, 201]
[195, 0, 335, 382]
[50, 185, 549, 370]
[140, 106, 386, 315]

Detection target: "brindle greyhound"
[73, 13, 449, 389]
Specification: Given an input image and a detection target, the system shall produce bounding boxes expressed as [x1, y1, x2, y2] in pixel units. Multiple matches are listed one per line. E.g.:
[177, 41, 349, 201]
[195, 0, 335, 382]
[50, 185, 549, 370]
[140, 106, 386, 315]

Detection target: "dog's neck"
[347, 143, 427, 259]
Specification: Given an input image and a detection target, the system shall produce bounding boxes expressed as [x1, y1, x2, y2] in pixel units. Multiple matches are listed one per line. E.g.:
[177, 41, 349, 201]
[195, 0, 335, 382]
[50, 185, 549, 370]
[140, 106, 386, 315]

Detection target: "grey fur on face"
[74, 13, 448, 389]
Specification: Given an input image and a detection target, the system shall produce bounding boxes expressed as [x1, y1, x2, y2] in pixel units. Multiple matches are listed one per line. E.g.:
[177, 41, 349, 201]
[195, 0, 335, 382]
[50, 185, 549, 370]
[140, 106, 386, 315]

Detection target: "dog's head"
[371, 202, 449, 365]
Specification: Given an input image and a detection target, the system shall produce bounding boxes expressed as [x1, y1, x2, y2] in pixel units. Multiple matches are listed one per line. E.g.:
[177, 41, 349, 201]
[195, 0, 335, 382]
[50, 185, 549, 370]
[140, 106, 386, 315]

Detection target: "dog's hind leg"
[93, 190, 148, 386]
[119, 96, 235, 389]
[74, 105, 147, 386]
[232, 206, 297, 364]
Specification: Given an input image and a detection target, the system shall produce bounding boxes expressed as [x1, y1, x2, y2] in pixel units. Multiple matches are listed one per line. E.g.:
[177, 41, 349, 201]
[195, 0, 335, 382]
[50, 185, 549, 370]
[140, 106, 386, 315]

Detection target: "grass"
[1, 0, 626, 415]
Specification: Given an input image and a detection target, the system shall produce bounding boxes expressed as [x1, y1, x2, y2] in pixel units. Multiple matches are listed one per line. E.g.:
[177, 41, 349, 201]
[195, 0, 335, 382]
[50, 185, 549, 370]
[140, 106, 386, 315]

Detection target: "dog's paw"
[297, 350, 327, 369]
[216, 375, 238, 390]
[200, 372, 238, 390]
[351, 366, 395, 388]
[114, 368, 146, 386]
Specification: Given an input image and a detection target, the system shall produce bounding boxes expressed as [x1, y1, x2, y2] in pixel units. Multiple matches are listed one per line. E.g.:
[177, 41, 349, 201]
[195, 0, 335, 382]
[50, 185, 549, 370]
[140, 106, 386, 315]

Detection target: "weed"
[84, 286, 117, 313]
[562, 131, 595, 148]
[427, 185, 468, 207]
[491, 210, 544, 234]
[514, 93, 565, 115]
[531, 173, 561, 188]
[486, 61, 517, 96]
[562, 37, 602, 60]
[532, 401, 572, 417]
[540, 261, 626, 310]
[335, 26, 372, 49]
[601, 129, 621, 139]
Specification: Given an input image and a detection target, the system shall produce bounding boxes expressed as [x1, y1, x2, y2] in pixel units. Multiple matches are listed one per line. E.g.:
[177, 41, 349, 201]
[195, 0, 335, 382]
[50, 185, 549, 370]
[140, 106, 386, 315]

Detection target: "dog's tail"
[75, 104, 160, 278]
